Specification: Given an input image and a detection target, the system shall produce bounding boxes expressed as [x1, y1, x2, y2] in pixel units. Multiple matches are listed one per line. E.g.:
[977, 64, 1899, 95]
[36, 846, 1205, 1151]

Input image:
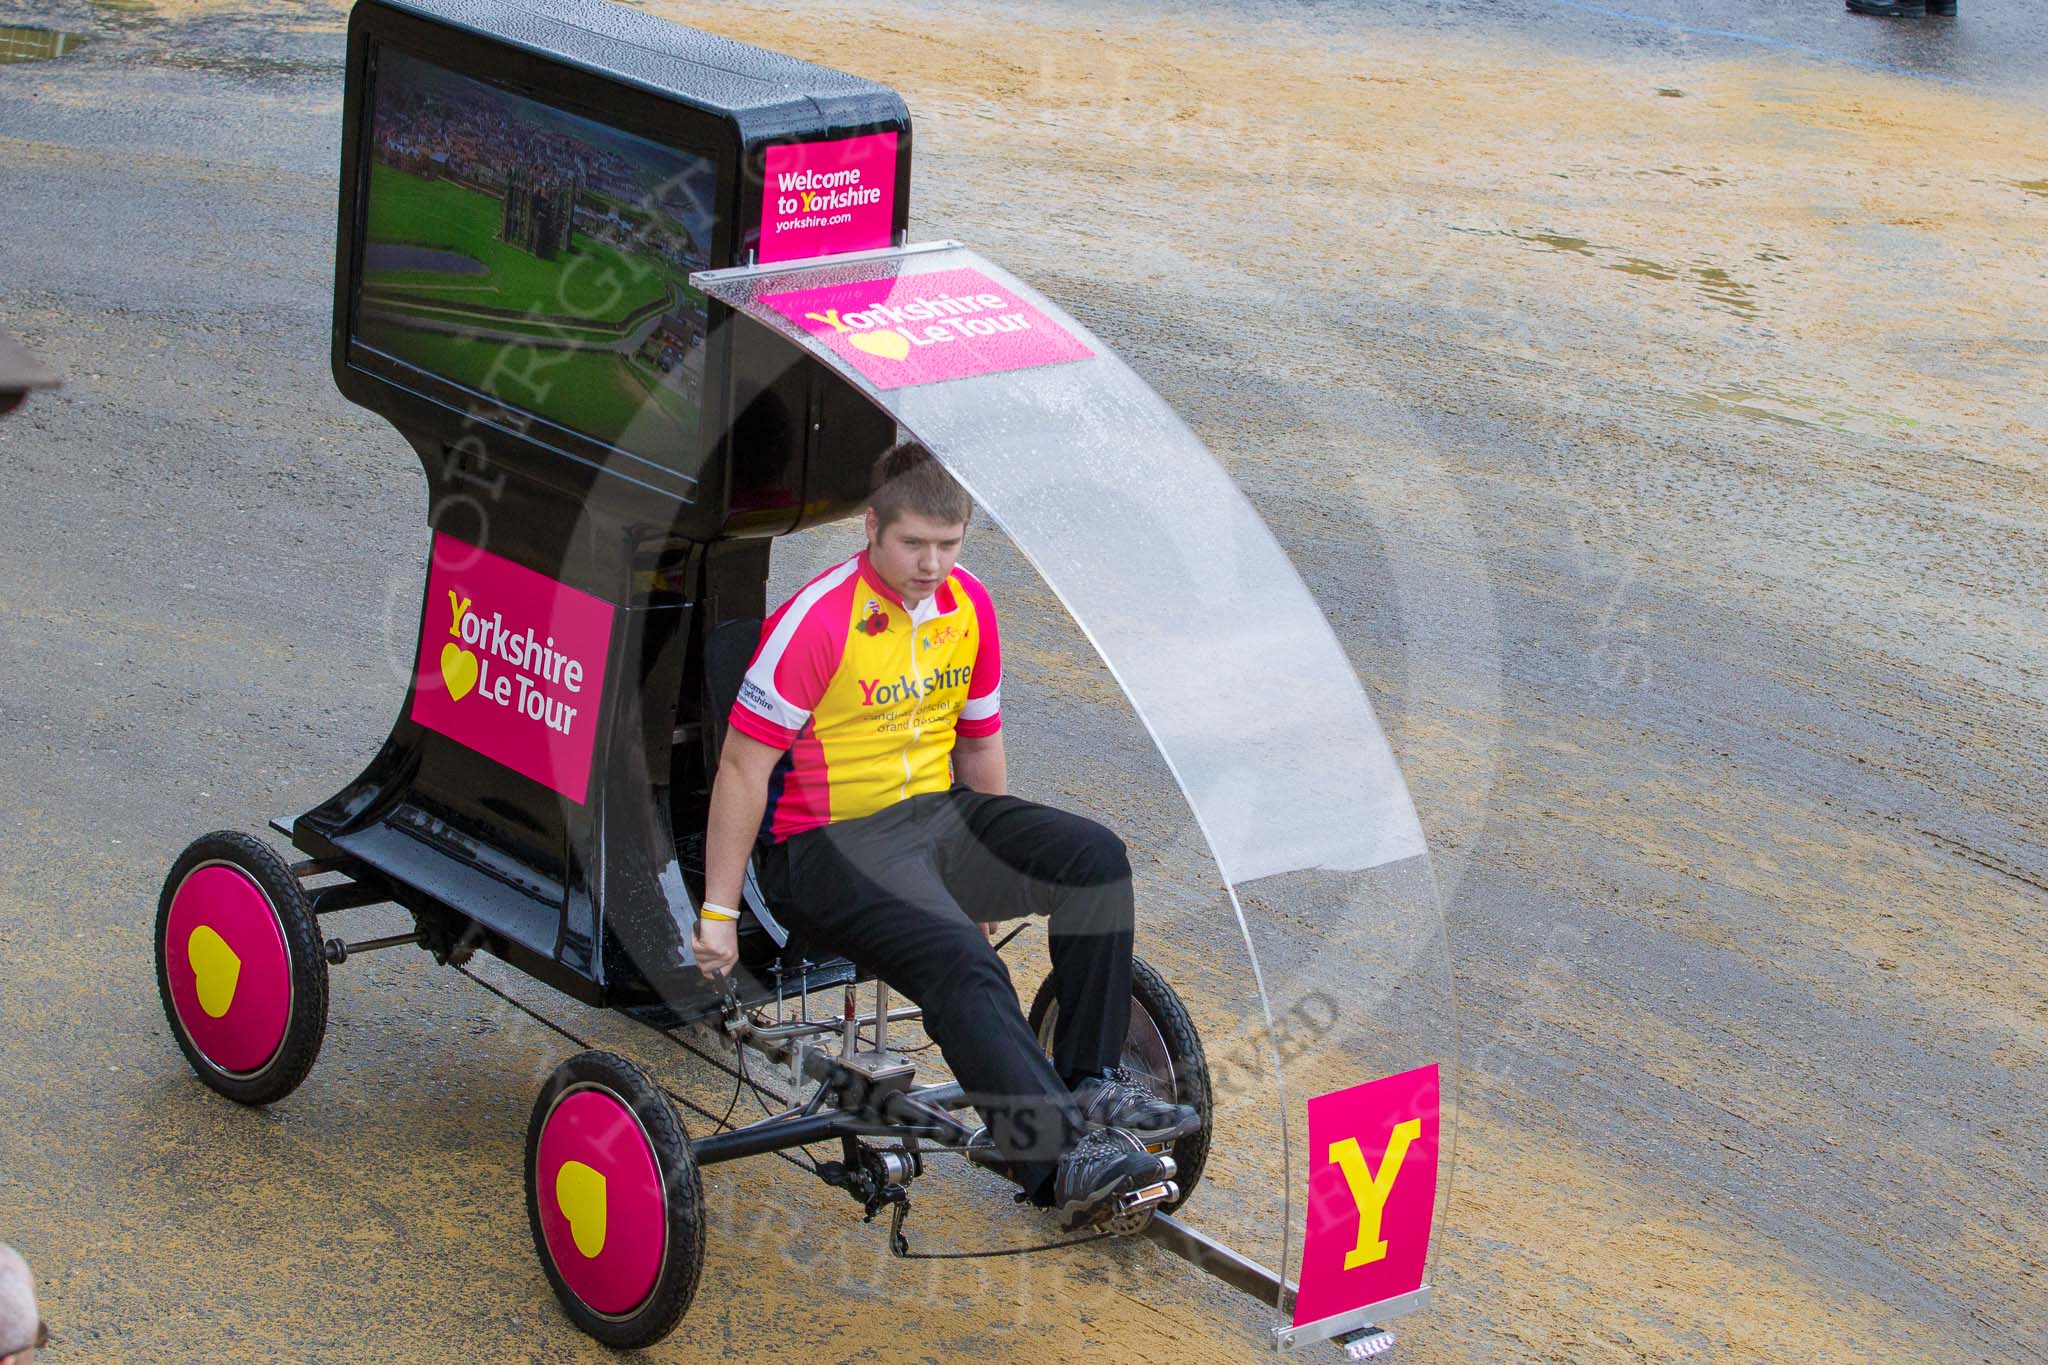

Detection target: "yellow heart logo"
[440, 643, 479, 701]
[555, 1160, 608, 1259]
[848, 329, 911, 362]
[187, 925, 242, 1019]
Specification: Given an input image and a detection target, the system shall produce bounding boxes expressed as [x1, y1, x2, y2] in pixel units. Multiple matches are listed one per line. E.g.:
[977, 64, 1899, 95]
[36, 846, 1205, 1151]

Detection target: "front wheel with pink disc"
[525, 1050, 705, 1348]
[155, 829, 330, 1106]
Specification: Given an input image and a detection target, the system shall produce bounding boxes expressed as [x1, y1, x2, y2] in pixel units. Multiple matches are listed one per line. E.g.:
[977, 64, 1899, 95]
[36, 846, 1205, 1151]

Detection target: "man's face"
[865, 507, 966, 605]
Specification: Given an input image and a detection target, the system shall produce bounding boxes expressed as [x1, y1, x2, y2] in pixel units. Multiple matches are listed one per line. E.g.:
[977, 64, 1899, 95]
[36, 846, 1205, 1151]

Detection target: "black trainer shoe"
[1846, 0, 1925, 13]
[1053, 1128, 1172, 1228]
[1925, 0, 1955, 14]
[1071, 1066, 1202, 1143]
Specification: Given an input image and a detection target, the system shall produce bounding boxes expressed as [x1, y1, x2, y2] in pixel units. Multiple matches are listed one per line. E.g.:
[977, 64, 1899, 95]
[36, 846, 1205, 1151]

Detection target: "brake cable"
[454, 962, 807, 1168]
[886, 1201, 1115, 1260]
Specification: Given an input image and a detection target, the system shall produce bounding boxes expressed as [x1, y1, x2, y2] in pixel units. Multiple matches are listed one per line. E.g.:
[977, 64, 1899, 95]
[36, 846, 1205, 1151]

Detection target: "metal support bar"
[693, 238, 960, 287]
[693, 1111, 863, 1165]
[322, 932, 421, 965]
[307, 880, 391, 915]
[1142, 1213, 1294, 1308]
[290, 857, 349, 879]
[907, 1081, 965, 1110]
[692, 1109, 961, 1167]
[740, 1004, 922, 1047]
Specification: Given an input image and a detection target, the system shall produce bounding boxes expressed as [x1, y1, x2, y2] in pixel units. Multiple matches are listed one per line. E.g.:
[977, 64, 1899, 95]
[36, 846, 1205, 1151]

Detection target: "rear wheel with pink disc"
[525, 1050, 705, 1348]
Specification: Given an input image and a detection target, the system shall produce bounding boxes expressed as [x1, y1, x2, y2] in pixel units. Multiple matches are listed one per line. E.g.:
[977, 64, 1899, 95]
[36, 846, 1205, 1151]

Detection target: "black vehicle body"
[295, 0, 912, 1017]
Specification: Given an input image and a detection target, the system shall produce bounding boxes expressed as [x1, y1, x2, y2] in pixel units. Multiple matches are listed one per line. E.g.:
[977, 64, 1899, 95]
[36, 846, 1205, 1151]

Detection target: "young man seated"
[692, 442, 1198, 1225]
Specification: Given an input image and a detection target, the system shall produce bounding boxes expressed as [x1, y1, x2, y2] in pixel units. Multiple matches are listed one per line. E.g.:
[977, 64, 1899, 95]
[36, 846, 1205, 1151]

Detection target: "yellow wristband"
[699, 903, 740, 922]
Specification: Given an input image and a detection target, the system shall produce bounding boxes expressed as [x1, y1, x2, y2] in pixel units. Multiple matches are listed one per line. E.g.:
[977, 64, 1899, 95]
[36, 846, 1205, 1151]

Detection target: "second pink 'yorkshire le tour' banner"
[758, 267, 1095, 390]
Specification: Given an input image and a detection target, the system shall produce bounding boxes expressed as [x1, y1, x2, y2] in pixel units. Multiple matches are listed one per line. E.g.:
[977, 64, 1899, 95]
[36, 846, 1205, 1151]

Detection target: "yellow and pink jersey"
[730, 552, 1003, 842]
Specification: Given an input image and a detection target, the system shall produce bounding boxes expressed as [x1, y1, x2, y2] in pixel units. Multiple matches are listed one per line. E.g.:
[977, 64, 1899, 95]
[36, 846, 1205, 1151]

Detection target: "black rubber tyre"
[525, 1050, 705, 1349]
[154, 829, 329, 1106]
[1028, 953, 1212, 1210]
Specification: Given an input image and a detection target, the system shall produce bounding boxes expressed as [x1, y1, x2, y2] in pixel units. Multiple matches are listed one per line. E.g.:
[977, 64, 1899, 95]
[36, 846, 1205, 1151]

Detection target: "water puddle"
[1451, 225, 1766, 318]
[1523, 231, 1599, 257]
[144, 50, 334, 78]
[1641, 165, 1730, 188]
[1610, 258, 1678, 282]
[1689, 265, 1755, 315]
[1684, 383, 1919, 435]
[0, 26, 89, 62]
[1451, 226, 1605, 257]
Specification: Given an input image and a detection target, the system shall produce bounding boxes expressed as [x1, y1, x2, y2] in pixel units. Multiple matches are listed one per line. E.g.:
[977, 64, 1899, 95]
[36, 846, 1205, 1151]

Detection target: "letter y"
[1329, 1119, 1422, 1270]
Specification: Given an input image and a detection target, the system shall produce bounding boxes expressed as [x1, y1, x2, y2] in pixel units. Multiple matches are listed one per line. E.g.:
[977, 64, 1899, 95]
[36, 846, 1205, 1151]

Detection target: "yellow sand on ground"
[7, 2, 2040, 1361]
[643, 0, 2041, 462]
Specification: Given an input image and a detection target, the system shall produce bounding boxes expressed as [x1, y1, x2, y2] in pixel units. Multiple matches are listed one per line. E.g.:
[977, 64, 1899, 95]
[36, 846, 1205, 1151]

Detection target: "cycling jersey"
[730, 551, 1002, 842]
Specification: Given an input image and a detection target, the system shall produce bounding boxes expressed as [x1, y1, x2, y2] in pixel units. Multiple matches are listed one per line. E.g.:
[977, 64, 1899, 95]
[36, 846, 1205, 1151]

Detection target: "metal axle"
[322, 931, 421, 965]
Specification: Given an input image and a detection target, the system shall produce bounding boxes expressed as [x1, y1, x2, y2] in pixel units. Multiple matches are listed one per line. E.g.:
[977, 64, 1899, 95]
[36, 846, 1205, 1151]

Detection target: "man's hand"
[692, 915, 739, 978]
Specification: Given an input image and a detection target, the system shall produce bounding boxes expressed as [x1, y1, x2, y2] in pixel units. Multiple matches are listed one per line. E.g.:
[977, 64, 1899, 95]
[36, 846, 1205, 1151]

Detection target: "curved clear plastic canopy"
[698, 244, 1455, 1344]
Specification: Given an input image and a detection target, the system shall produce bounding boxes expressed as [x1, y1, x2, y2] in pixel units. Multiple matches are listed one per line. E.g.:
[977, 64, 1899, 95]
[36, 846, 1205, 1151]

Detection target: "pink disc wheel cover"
[535, 1089, 667, 1316]
[163, 864, 293, 1074]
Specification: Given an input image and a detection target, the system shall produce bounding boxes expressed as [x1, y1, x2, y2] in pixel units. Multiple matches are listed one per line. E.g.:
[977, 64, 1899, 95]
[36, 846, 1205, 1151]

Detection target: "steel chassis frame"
[279, 841, 1421, 1357]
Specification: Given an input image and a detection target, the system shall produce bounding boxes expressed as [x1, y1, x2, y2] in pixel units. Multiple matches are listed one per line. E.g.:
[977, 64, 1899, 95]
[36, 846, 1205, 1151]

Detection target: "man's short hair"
[869, 441, 971, 530]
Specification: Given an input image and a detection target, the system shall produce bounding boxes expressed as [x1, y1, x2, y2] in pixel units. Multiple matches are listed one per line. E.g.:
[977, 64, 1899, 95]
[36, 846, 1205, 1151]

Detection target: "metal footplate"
[1277, 1288, 1430, 1355]
[1140, 1212, 1429, 1356]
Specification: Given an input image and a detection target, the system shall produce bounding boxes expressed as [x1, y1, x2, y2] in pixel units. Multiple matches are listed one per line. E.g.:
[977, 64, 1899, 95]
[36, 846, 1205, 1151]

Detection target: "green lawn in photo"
[358, 294, 633, 345]
[621, 355, 701, 435]
[358, 317, 697, 452]
[364, 162, 670, 325]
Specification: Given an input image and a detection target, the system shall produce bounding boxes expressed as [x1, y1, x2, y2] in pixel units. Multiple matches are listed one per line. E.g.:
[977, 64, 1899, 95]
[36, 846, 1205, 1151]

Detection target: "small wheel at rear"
[154, 829, 329, 1106]
[526, 1050, 706, 1349]
[1029, 953, 1212, 1210]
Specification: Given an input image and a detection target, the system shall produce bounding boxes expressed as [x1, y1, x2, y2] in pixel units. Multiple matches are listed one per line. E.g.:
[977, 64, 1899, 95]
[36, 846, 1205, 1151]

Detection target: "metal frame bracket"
[1276, 1287, 1432, 1353]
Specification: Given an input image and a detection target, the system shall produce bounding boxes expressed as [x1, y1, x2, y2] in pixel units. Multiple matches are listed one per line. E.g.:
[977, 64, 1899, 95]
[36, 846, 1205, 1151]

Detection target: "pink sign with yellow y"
[1294, 1063, 1441, 1328]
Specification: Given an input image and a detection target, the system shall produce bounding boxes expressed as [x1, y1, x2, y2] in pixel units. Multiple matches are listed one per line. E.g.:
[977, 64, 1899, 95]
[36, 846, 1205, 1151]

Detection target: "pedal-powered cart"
[151, 0, 1456, 1355]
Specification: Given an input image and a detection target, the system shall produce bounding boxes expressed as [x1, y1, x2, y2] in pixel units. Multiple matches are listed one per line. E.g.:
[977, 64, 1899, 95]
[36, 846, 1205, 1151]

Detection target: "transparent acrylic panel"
[699, 244, 1456, 1321]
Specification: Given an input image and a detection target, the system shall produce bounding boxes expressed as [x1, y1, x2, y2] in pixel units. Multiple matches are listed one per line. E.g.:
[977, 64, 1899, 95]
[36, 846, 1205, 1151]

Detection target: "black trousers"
[760, 788, 1134, 1199]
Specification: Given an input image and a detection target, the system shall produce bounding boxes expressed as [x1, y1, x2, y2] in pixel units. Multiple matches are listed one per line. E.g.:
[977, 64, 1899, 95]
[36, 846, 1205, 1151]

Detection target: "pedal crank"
[1101, 1179, 1179, 1235]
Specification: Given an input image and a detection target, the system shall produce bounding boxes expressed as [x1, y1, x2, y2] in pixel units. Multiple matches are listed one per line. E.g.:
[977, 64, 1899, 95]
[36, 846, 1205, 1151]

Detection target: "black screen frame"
[333, 6, 740, 506]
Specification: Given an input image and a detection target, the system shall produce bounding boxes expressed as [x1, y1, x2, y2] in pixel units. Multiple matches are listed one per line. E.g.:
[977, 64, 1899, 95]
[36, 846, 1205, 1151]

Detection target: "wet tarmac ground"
[2, 0, 2044, 1361]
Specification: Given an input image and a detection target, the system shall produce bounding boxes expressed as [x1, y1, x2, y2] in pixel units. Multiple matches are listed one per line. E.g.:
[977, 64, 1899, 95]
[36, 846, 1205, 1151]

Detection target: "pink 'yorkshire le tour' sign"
[759, 266, 1095, 391]
[759, 132, 899, 265]
[410, 535, 615, 805]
